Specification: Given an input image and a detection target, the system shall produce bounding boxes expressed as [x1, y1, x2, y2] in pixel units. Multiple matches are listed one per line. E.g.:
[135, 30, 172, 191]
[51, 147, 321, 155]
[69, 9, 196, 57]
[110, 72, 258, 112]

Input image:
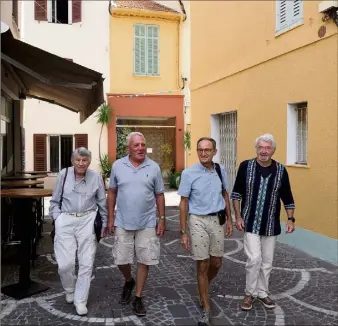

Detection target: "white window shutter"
[134, 24, 146, 75]
[146, 25, 159, 75]
[276, 0, 288, 34]
[290, 0, 303, 28]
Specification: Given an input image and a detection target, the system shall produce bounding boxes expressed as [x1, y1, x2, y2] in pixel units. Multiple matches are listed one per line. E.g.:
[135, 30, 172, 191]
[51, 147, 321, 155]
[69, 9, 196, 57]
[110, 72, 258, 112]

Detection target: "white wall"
[21, 0, 110, 173]
[1, 0, 21, 39]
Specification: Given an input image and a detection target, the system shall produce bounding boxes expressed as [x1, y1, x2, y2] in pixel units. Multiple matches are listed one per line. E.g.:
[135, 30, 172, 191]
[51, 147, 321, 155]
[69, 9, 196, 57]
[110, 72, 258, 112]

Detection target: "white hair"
[71, 147, 92, 163]
[126, 132, 146, 145]
[255, 133, 276, 149]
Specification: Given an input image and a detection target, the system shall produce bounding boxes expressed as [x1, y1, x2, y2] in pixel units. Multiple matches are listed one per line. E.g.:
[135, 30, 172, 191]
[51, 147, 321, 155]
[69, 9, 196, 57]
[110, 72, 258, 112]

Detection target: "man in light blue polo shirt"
[108, 132, 165, 317]
[178, 137, 233, 326]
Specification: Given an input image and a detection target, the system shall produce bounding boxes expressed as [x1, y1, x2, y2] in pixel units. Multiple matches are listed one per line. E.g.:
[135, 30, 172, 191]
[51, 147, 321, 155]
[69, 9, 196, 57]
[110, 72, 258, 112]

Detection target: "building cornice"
[110, 8, 183, 22]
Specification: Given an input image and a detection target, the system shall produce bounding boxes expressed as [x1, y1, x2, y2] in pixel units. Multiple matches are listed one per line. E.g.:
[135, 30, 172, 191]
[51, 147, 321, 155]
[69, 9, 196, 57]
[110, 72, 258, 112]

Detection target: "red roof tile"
[114, 0, 180, 14]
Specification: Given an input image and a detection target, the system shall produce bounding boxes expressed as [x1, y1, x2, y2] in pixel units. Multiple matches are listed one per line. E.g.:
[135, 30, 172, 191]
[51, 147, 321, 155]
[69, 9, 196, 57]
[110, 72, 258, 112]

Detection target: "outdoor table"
[0, 188, 53, 300]
[17, 171, 51, 175]
[1, 180, 44, 188]
[2, 174, 47, 181]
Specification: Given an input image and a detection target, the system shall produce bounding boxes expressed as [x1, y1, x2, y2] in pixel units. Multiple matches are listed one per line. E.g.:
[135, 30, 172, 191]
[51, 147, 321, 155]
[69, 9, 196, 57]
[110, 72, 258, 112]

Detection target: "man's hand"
[180, 234, 190, 250]
[108, 219, 115, 234]
[101, 227, 109, 238]
[225, 219, 233, 236]
[157, 219, 165, 237]
[286, 220, 295, 233]
[236, 216, 245, 231]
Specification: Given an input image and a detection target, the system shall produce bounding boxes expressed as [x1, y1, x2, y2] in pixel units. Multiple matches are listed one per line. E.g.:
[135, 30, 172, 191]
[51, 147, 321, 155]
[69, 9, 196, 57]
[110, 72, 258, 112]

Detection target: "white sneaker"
[75, 304, 88, 316]
[65, 293, 74, 304]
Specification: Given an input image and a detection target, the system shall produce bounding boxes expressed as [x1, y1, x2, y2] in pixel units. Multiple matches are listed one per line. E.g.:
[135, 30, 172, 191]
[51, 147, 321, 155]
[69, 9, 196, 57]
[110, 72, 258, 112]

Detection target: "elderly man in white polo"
[108, 132, 165, 317]
[50, 147, 108, 316]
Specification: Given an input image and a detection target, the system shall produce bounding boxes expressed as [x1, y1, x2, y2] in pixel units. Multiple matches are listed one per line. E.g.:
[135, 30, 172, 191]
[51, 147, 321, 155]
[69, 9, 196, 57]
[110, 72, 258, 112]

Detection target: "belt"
[66, 210, 95, 217]
[207, 212, 218, 216]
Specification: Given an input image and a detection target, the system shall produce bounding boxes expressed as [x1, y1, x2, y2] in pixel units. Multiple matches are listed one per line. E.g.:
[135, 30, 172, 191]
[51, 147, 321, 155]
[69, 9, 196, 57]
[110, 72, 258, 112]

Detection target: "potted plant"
[99, 153, 113, 189]
[160, 143, 172, 181]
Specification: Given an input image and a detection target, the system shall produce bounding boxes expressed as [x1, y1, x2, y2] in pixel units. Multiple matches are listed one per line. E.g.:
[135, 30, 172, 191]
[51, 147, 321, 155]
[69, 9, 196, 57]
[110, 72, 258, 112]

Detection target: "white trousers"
[244, 232, 277, 298]
[54, 211, 97, 305]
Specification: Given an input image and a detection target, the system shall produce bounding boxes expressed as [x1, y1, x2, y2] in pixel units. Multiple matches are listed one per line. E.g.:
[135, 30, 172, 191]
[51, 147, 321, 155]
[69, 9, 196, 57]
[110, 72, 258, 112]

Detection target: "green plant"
[99, 153, 113, 179]
[160, 143, 172, 171]
[183, 130, 191, 151]
[170, 171, 182, 189]
[116, 127, 132, 159]
[96, 102, 112, 168]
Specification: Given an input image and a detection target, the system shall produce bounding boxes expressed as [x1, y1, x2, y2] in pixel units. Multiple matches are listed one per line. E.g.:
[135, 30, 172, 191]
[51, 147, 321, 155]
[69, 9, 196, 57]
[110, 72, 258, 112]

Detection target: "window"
[287, 102, 308, 165]
[1, 94, 14, 176]
[33, 133, 87, 172]
[34, 0, 82, 24]
[276, 0, 303, 36]
[134, 24, 159, 76]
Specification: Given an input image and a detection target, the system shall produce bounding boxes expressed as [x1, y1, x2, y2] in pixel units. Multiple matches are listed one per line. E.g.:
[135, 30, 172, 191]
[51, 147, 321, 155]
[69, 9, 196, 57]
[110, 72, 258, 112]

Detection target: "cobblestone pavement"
[1, 207, 338, 326]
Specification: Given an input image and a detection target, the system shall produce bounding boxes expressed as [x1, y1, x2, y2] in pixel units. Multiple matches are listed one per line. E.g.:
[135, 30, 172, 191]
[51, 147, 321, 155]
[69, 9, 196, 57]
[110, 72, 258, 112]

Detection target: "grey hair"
[126, 132, 146, 145]
[71, 147, 92, 163]
[255, 133, 276, 149]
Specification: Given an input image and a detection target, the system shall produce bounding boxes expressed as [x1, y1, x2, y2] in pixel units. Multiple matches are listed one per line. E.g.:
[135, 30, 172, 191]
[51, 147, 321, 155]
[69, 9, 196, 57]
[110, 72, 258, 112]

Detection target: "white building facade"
[21, 0, 110, 173]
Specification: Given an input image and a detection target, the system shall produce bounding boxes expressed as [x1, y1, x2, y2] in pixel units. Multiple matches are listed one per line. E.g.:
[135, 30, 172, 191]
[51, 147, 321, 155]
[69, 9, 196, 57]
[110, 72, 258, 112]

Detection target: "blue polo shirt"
[109, 155, 165, 230]
[178, 163, 228, 215]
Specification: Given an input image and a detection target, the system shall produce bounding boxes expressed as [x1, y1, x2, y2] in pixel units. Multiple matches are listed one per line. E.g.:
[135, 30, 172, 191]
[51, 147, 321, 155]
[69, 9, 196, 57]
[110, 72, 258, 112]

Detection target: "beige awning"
[1, 29, 104, 123]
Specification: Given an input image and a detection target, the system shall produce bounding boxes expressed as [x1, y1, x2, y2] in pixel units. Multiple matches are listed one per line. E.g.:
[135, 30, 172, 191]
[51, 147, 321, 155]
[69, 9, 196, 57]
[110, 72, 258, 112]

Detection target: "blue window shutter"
[290, 0, 303, 28]
[276, 0, 288, 34]
[134, 24, 146, 75]
[146, 25, 159, 76]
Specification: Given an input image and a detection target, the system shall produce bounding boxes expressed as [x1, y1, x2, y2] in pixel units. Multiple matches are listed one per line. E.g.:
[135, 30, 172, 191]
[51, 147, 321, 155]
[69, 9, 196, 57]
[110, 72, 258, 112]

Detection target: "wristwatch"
[180, 229, 186, 235]
[288, 217, 295, 223]
[159, 216, 166, 220]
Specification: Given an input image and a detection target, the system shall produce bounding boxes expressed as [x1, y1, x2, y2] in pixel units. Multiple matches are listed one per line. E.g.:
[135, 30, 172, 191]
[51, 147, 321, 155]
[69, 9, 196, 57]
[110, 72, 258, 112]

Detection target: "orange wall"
[107, 95, 185, 171]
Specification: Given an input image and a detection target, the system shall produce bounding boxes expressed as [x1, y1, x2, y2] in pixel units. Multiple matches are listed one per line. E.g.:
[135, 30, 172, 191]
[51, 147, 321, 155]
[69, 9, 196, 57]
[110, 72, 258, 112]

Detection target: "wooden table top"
[17, 171, 51, 175]
[2, 174, 47, 181]
[0, 188, 53, 198]
[1, 180, 44, 188]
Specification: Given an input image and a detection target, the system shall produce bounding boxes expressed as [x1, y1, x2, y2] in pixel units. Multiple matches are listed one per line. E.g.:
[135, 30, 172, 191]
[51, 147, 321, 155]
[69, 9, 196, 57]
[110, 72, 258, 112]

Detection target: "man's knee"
[210, 256, 222, 270]
[197, 259, 209, 275]
[58, 260, 74, 275]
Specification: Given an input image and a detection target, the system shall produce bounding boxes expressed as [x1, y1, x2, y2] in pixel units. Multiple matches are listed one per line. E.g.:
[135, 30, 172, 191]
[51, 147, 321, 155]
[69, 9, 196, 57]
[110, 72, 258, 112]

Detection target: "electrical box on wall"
[319, 0, 338, 13]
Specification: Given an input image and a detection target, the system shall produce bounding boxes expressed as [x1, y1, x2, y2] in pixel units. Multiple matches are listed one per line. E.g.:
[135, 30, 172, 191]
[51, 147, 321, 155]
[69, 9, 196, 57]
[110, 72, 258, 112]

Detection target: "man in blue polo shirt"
[108, 132, 165, 317]
[178, 137, 233, 326]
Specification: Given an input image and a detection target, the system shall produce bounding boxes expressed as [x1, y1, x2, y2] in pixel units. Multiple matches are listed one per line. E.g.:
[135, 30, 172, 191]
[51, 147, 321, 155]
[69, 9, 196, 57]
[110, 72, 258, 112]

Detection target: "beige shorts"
[112, 227, 160, 266]
[189, 214, 224, 260]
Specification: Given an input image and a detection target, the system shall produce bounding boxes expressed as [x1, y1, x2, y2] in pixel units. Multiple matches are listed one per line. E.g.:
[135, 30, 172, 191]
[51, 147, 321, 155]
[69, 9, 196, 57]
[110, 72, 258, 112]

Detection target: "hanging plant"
[183, 130, 191, 151]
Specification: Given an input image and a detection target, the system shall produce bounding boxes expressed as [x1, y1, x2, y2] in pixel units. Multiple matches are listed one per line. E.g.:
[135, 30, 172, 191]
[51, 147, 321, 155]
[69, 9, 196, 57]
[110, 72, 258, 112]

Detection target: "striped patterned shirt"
[231, 159, 295, 236]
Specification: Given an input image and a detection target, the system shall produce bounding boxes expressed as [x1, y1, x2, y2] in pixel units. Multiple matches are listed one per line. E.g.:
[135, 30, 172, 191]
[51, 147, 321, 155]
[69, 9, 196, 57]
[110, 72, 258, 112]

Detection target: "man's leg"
[133, 228, 160, 316]
[257, 236, 277, 309]
[197, 259, 211, 311]
[53, 213, 77, 304]
[74, 212, 97, 315]
[112, 228, 136, 304]
[241, 232, 262, 311]
[208, 256, 222, 283]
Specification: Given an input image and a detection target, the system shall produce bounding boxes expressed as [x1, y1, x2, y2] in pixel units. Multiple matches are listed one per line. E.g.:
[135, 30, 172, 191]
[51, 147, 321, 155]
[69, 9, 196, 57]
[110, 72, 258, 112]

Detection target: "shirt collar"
[122, 155, 151, 168]
[197, 162, 216, 172]
[72, 166, 88, 183]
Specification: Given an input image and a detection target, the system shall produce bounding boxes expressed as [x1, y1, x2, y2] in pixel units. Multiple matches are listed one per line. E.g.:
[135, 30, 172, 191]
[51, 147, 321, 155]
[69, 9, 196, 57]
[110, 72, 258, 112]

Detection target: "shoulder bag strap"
[214, 163, 224, 191]
[59, 167, 69, 210]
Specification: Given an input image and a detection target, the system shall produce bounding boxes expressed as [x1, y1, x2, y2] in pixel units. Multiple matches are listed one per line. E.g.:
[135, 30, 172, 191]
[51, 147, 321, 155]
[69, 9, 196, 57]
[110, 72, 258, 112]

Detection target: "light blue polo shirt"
[109, 155, 165, 230]
[178, 163, 228, 215]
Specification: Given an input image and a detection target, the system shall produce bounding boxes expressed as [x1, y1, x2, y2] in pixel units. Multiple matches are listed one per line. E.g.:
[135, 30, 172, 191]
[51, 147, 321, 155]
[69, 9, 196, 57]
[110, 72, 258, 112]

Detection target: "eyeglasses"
[257, 146, 273, 151]
[197, 148, 213, 154]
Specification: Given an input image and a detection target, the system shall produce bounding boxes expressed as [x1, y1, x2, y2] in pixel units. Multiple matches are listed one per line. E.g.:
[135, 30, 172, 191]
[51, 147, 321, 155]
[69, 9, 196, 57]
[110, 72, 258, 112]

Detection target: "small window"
[287, 102, 308, 165]
[134, 24, 160, 76]
[48, 135, 73, 173]
[50, 0, 69, 24]
[276, 0, 303, 36]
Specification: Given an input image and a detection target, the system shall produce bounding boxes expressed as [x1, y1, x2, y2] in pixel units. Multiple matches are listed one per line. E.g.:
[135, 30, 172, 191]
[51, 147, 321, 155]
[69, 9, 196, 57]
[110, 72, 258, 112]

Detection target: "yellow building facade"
[189, 0, 338, 251]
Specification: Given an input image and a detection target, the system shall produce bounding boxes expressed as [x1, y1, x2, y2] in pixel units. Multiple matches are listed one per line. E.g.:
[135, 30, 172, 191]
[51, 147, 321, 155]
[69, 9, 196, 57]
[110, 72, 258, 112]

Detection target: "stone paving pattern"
[1, 206, 338, 326]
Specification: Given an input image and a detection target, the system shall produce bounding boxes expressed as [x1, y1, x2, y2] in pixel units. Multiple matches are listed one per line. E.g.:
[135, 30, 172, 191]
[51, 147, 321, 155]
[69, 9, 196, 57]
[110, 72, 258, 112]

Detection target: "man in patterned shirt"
[231, 133, 295, 311]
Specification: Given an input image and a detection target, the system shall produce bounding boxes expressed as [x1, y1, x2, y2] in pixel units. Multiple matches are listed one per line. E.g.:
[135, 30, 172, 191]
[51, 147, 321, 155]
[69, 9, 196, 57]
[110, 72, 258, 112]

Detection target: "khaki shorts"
[112, 227, 160, 266]
[189, 214, 224, 260]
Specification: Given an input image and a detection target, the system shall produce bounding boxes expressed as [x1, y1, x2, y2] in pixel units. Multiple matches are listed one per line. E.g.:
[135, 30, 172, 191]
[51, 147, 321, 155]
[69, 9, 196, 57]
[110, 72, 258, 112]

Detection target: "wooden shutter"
[72, 0, 82, 24]
[134, 24, 146, 75]
[33, 134, 47, 171]
[146, 25, 159, 75]
[34, 0, 47, 21]
[290, 0, 303, 28]
[276, 0, 288, 34]
[74, 134, 88, 149]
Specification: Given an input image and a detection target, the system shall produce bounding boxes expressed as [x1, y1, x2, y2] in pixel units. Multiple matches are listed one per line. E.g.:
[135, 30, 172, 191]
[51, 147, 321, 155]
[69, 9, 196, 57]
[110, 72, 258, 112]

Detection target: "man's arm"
[108, 188, 117, 228]
[155, 193, 165, 217]
[96, 174, 108, 227]
[49, 170, 64, 220]
[179, 196, 189, 232]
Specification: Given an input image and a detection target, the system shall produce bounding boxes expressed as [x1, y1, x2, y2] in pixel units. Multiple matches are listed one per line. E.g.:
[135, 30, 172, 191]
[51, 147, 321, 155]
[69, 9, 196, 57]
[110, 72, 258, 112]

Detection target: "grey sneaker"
[198, 310, 211, 326]
[258, 296, 276, 309]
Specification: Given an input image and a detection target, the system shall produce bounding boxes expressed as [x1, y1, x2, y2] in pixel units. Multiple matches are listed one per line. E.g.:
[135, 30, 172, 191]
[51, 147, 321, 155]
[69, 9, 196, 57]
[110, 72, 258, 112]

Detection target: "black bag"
[215, 163, 226, 226]
[50, 168, 102, 242]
